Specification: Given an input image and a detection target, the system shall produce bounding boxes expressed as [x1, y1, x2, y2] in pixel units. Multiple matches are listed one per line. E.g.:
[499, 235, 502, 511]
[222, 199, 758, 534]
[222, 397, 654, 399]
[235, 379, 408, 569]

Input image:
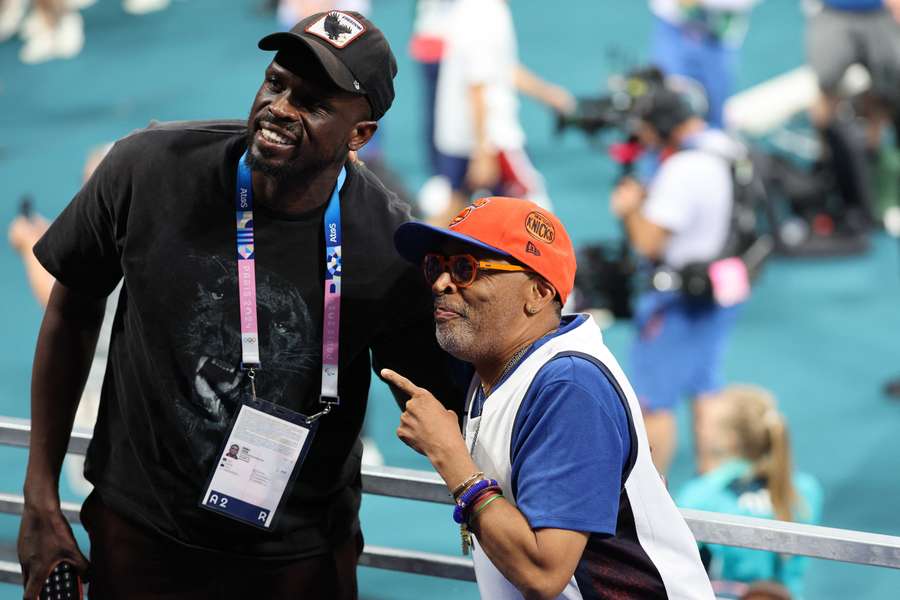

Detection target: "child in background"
[677, 385, 824, 599]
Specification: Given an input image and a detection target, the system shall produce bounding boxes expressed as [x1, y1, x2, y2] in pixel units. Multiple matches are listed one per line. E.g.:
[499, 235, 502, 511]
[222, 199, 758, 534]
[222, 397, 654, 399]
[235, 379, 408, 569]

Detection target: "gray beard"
[435, 320, 486, 365]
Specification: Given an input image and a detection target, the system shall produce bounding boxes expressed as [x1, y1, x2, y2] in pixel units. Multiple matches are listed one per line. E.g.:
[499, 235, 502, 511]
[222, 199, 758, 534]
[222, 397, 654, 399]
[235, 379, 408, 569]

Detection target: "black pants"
[80, 492, 362, 600]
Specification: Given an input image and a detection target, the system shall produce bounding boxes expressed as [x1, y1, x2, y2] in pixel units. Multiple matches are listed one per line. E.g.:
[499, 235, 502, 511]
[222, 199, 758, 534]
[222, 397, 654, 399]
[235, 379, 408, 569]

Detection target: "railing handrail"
[2, 415, 899, 579]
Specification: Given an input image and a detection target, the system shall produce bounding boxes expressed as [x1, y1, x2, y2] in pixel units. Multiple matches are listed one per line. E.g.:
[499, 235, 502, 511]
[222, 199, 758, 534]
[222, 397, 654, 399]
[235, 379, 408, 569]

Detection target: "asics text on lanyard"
[235, 151, 347, 419]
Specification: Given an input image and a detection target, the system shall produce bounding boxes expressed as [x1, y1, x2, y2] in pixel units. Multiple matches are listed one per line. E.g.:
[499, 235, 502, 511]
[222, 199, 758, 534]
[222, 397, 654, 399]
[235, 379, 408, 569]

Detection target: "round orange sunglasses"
[423, 253, 533, 288]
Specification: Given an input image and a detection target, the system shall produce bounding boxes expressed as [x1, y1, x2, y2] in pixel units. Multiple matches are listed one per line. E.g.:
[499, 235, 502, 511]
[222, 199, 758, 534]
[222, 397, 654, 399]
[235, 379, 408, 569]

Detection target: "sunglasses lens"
[450, 256, 476, 286]
[423, 255, 443, 284]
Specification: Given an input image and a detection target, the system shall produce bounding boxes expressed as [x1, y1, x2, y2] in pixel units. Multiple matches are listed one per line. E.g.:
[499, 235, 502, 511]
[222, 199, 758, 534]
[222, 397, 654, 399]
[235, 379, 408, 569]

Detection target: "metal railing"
[1, 416, 899, 587]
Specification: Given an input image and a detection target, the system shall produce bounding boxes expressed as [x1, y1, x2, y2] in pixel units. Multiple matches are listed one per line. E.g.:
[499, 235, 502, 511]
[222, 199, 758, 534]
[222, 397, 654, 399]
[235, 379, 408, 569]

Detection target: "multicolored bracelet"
[472, 492, 503, 519]
[454, 480, 503, 556]
[452, 479, 500, 524]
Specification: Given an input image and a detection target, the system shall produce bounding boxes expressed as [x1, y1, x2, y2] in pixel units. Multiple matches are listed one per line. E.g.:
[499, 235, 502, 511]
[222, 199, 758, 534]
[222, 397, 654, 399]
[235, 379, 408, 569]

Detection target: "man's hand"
[8, 214, 49, 255]
[610, 177, 645, 218]
[513, 66, 575, 115]
[18, 503, 89, 599]
[381, 368, 467, 458]
[543, 84, 576, 116]
[382, 368, 479, 493]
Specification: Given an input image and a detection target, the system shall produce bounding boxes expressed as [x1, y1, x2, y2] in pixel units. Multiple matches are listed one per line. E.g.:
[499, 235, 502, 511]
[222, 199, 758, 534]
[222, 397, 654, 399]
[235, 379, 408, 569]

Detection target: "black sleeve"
[33, 138, 130, 299]
[370, 260, 471, 418]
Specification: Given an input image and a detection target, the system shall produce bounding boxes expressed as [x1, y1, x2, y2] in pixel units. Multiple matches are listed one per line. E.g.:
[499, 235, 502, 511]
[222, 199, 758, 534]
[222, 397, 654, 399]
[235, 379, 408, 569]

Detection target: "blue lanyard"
[235, 151, 347, 420]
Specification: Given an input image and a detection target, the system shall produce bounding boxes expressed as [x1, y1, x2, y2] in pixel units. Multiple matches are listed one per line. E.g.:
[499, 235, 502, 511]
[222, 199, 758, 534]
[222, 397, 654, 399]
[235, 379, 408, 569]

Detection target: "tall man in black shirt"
[17, 11, 465, 600]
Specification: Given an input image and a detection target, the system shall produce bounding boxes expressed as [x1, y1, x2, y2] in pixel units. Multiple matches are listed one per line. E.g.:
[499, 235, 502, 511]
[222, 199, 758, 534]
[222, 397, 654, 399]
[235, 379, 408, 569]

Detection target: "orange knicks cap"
[394, 197, 577, 303]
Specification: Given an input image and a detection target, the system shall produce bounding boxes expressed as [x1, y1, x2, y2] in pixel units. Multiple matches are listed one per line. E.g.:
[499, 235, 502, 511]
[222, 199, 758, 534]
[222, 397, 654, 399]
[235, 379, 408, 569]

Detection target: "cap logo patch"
[525, 241, 541, 256]
[306, 11, 366, 49]
[449, 197, 491, 228]
[525, 211, 555, 243]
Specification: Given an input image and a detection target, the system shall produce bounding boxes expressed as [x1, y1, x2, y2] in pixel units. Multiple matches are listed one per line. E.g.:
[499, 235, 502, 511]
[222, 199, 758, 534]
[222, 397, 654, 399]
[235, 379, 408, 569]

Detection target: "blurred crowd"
[6, 1, 900, 598]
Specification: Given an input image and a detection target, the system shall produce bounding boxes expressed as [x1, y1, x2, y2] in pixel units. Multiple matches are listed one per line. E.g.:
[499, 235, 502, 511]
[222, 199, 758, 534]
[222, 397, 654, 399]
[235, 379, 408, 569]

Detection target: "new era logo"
[526, 241, 541, 256]
[306, 11, 366, 48]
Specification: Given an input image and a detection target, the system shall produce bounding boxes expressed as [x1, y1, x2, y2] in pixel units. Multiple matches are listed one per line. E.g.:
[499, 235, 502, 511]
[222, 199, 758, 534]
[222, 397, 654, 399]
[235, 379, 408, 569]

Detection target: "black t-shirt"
[34, 120, 466, 558]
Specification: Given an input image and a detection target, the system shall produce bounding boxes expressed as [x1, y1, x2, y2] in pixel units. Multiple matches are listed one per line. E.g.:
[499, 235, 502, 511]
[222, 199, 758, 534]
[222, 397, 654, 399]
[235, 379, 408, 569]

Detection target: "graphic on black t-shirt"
[175, 255, 318, 460]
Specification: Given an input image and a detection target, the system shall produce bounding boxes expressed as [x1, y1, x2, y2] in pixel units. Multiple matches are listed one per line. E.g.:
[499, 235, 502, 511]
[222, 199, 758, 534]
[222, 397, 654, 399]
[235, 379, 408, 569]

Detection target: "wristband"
[453, 479, 499, 523]
[472, 492, 503, 520]
[457, 486, 502, 524]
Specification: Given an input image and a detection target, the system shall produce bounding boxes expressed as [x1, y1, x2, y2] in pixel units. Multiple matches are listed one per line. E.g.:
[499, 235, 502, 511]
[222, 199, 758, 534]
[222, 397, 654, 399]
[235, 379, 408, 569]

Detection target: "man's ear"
[526, 276, 557, 313]
[349, 121, 378, 151]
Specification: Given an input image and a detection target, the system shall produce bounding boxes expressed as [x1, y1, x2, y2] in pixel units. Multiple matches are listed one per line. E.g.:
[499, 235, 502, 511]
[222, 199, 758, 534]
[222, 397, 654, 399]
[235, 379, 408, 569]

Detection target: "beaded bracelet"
[452, 479, 500, 524]
[455, 486, 502, 525]
[454, 480, 500, 556]
[458, 479, 498, 507]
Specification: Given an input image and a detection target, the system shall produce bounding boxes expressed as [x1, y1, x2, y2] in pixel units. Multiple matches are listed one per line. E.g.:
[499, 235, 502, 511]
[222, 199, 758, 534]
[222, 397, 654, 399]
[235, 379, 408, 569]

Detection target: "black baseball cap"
[258, 11, 397, 121]
[630, 86, 695, 139]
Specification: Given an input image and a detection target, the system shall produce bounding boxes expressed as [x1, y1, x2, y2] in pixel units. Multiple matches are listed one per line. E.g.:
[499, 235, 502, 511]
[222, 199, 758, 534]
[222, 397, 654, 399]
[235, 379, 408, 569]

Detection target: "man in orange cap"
[383, 197, 713, 600]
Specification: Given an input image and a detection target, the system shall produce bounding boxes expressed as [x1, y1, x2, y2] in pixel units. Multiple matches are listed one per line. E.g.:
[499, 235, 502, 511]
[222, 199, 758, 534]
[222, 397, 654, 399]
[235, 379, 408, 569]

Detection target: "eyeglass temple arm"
[477, 261, 532, 272]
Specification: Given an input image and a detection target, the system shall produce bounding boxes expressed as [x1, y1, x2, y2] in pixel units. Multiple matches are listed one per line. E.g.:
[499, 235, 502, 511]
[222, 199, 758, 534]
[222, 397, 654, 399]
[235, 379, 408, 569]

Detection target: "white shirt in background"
[434, 0, 525, 156]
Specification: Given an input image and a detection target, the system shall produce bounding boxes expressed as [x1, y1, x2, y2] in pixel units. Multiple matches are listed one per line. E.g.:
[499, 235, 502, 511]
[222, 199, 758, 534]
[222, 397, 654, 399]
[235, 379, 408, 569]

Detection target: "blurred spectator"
[430, 0, 575, 224]
[0, 0, 27, 41]
[677, 385, 823, 600]
[808, 0, 900, 401]
[807, 0, 900, 148]
[649, 0, 759, 128]
[410, 0, 456, 219]
[806, 0, 900, 229]
[16, 0, 83, 64]
[3, 0, 169, 64]
[610, 83, 744, 475]
[8, 142, 111, 307]
[8, 143, 115, 497]
[8, 213, 54, 306]
[409, 0, 455, 176]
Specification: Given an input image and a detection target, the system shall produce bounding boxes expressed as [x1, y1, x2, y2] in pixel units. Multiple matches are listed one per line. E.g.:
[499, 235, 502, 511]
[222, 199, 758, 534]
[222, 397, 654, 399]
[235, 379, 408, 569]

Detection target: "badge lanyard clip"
[248, 368, 258, 401]
[303, 401, 334, 424]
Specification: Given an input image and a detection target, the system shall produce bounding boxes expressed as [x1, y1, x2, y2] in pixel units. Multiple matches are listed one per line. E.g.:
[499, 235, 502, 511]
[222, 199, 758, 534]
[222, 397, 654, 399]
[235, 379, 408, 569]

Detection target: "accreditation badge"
[200, 398, 317, 529]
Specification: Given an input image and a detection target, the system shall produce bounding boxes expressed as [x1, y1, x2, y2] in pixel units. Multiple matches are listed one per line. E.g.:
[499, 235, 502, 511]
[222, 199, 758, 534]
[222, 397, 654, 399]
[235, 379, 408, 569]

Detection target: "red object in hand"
[609, 141, 644, 165]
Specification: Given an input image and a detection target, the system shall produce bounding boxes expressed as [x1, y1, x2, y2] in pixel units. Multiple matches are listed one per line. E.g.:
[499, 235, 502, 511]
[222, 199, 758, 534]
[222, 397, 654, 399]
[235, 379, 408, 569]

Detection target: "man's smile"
[254, 120, 300, 152]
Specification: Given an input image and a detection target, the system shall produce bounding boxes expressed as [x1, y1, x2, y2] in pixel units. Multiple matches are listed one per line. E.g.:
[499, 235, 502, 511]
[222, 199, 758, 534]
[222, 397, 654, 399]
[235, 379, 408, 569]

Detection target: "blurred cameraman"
[610, 84, 744, 475]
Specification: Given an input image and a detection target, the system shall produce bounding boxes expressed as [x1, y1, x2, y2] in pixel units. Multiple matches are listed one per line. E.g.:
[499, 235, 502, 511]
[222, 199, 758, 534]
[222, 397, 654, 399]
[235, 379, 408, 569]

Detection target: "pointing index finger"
[380, 369, 420, 395]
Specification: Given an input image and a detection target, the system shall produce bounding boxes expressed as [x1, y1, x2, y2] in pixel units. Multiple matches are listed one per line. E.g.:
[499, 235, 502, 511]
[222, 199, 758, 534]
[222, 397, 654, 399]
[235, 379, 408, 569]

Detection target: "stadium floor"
[1, 1, 899, 598]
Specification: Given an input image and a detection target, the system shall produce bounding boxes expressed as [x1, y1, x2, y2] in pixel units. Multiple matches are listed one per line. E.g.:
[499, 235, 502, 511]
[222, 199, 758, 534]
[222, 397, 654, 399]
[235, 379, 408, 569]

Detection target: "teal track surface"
[2, 1, 899, 598]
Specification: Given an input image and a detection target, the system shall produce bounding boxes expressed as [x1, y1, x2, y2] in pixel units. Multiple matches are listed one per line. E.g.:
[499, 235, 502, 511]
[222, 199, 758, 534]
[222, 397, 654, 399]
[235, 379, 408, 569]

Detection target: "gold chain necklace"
[481, 344, 531, 397]
[469, 343, 532, 456]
